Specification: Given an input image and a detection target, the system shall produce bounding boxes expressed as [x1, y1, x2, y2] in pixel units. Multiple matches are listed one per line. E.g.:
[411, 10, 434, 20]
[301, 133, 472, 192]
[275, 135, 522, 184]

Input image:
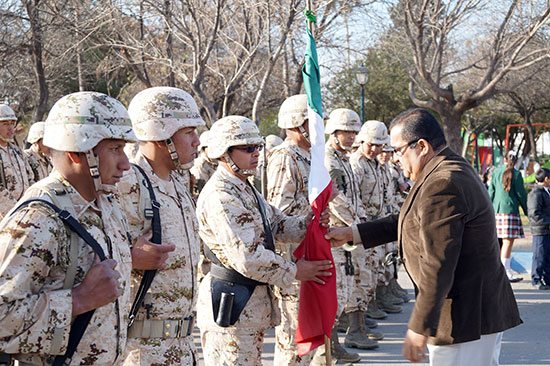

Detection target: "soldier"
[320, 108, 377, 361]
[195, 115, 332, 366]
[253, 134, 283, 194]
[24, 121, 52, 181]
[266, 94, 316, 365]
[0, 104, 34, 219]
[190, 130, 218, 196]
[377, 142, 410, 305]
[0, 91, 146, 365]
[117, 87, 204, 365]
[350, 120, 402, 320]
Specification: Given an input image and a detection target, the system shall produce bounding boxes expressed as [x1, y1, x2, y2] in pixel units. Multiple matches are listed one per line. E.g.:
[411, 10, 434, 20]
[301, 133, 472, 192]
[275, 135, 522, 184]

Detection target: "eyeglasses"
[231, 144, 264, 153]
[393, 139, 419, 156]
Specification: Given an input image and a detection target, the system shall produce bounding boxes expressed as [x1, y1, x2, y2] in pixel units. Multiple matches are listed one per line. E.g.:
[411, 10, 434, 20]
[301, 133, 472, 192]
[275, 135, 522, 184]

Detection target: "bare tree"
[390, 0, 550, 152]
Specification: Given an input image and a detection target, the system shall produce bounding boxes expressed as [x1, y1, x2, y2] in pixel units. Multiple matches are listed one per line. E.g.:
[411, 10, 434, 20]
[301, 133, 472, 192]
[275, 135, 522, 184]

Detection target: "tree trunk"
[440, 112, 463, 155]
[523, 116, 538, 162]
[26, 0, 49, 122]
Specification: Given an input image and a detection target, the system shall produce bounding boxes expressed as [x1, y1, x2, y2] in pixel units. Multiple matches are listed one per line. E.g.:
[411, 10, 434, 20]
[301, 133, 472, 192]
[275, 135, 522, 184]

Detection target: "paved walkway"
[194, 263, 550, 365]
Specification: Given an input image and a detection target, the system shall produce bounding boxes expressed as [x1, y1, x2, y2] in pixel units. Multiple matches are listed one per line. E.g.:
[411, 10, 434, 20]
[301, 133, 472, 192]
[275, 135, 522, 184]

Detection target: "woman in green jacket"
[489, 151, 528, 282]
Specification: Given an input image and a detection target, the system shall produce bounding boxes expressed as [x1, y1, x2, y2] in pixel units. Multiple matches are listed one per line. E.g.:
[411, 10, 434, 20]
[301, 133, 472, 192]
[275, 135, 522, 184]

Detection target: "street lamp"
[355, 66, 369, 124]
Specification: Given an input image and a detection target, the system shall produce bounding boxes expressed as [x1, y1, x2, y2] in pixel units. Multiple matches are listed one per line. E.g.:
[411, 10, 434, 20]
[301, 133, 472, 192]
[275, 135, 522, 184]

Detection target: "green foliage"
[257, 107, 282, 137]
[325, 46, 415, 123]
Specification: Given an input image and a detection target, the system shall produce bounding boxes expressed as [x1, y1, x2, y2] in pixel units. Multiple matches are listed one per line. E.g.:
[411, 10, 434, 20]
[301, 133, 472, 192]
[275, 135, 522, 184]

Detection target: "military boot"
[386, 283, 405, 305]
[311, 344, 354, 366]
[366, 299, 387, 319]
[376, 286, 403, 313]
[331, 327, 361, 363]
[344, 311, 379, 350]
[390, 278, 410, 303]
[365, 317, 378, 329]
[336, 313, 349, 333]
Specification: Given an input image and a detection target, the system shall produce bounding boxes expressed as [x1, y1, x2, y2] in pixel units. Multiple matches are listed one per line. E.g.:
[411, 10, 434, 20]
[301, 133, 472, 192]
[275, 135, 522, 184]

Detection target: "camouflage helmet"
[356, 120, 388, 145]
[326, 108, 361, 134]
[278, 94, 309, 129]
[0, 104, 16, 122]
[208, 116, 264, 159]
[27, 121, 46, 144]
[128, 87, 205, 141]
[198, 130, 210, 150]
[265, 134, 283, 151]
[43, 91, 137, 152]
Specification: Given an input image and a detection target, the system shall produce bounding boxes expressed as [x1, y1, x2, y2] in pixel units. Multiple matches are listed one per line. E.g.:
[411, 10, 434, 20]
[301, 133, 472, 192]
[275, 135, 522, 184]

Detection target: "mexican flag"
[293, 27, 337, 356]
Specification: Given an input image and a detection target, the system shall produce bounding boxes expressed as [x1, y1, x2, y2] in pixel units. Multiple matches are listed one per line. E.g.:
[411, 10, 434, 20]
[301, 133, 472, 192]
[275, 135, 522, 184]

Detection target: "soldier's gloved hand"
[295, 258, 333, 285]
[71, 257, 122, 317]
[131, 232, 176, 270]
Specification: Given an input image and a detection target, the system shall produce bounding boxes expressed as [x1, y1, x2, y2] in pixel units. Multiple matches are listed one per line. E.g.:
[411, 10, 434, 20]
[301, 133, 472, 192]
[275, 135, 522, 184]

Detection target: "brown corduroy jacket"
[357, 147, 522, 345]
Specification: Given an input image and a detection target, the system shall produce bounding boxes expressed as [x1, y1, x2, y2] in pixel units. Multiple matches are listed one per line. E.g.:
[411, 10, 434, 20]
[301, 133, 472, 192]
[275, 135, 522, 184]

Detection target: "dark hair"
[390, 108, 446, 150]
[535, 168, 550, 183]
[502, 155, 518, 192]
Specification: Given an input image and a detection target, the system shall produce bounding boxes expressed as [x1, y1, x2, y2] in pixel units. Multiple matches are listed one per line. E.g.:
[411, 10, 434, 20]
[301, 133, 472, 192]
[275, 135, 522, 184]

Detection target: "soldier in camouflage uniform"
[0, 104, 35, 219]
[0, 92, 145, 365]
[350, 120, 402, 320]
[321, 108, 376, 361]
[196, 116, 332, 366]
[266, 94, 315, 366]
[190, 130, 217, 196]
[117, 87, 204, 366]
[24, 121, 52, 182]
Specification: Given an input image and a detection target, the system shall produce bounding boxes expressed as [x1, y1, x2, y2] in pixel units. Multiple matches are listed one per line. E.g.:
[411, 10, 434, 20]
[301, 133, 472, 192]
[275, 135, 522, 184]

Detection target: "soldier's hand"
[71, 258, 122, 316]
[324, 226, 353, 247]
[295, 258, 333, 284]
[131, 232, 176, 270]
[319, 208, 330, 228]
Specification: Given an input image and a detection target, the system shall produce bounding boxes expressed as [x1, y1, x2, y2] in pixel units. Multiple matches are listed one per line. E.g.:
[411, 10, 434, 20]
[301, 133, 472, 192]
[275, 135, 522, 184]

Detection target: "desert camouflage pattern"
[350, 149, 384, 219]
[207, 116, 264, 159]
[378, 162, 400, 285]
[43, 92, 136, 152]
[201, 329, 264, 366]
[325, 109, 361, 134]
[266, 140, 313, 366]
[277, 94, 308, 129]
[26, 121, 45, 144]
[196, 166, 308, 364]
[388, 161, 407, 209]
[0, 142, 34, 219]
[190, 149, 218, 195]
[265, 135, 283, 151]
[117, 152, 201, 366]
[24, 148, 52, 182]
[324, 143, 366, 316]
[0, 104, 16, 121]
[128, 87, 205, 141]
[345, 245, 378, 313]
[356, 120, 388, 145]
[0, 171, 133, 365]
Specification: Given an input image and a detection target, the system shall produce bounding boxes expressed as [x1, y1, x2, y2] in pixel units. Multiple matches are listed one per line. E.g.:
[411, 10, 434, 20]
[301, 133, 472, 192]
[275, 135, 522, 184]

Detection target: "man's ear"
[418, 139, 432, 155]
[67, 151, 82, 164]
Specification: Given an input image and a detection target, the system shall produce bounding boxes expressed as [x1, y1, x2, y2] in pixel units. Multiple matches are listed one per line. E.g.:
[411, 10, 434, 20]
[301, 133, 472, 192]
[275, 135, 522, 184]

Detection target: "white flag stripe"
[307, 107, 331, 204]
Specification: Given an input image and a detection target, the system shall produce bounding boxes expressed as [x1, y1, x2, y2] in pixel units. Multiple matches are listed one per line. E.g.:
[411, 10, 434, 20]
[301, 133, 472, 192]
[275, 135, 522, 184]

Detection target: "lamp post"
[355, 65, 369, 124]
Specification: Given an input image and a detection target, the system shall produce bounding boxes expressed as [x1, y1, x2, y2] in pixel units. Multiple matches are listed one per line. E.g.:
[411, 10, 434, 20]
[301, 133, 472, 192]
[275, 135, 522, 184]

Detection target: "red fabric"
[293, 183, 337, 356]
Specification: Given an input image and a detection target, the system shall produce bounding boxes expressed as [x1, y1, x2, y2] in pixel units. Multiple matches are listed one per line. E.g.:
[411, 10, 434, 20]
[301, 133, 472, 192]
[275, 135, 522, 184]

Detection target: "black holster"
[0, 353, 12, 366]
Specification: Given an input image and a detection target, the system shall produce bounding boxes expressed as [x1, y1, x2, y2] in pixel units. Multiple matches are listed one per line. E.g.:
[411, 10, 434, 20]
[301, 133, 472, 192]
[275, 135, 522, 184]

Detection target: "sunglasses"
[231, 145, 264, 153]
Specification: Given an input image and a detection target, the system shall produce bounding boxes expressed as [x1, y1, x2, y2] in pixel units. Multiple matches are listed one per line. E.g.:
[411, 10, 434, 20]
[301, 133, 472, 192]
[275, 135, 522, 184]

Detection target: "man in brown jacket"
[326, 108, 521, 365]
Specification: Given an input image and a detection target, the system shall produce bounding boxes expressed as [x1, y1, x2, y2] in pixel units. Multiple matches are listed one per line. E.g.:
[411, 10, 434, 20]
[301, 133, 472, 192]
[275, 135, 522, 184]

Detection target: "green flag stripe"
[302, 28, 323, 117]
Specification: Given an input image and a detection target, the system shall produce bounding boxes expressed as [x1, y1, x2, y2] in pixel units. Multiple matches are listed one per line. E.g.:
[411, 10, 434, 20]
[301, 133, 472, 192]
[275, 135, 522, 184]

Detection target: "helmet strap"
[166, 138, 194, 170]
[332, 133, 352, 152]
[0, 135, 13, 143]
[85, 150, 102, 192]
[224, 152, 256, 176]
[298, 125, 310, 144]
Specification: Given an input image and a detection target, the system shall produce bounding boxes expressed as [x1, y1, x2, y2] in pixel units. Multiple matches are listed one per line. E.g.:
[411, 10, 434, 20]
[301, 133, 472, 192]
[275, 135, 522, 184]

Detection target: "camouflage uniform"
[0, 142, 34, 219]
[0, 92, 137, 365]
[267, 94, 316, 366]
[349, 149, 383, 304]
[190, 149, 217, 195]
[379, 160, 399, 285]
[24, 148, 52, 182]
[120, 86, 205, 366]
[196, 116, 308, 366]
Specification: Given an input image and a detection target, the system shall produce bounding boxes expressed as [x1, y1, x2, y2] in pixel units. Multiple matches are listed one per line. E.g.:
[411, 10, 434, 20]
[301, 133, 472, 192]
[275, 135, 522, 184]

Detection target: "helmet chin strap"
[166, 138, 194, 170]
[298, 125, 310, 144]
[85, 150, 102, 192]
[224, 152, 256, 176]
[0, 135, 13, 143]
[332, 134, 352, 152]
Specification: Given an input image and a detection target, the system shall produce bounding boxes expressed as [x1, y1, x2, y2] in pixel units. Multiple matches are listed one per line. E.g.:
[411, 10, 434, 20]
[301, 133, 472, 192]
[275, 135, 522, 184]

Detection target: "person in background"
[24, 121, 52, 181]
[527, 168, 550, 290]
[489, 150, 528, 282]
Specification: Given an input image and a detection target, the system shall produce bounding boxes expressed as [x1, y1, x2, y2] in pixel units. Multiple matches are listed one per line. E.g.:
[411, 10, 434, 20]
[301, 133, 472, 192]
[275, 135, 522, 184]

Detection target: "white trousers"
[427, 332, 503, 366]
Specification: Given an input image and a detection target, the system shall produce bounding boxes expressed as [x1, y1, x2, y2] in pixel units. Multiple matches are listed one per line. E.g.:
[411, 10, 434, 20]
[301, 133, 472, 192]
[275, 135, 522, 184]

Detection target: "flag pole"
[304, 3, 331, 364]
